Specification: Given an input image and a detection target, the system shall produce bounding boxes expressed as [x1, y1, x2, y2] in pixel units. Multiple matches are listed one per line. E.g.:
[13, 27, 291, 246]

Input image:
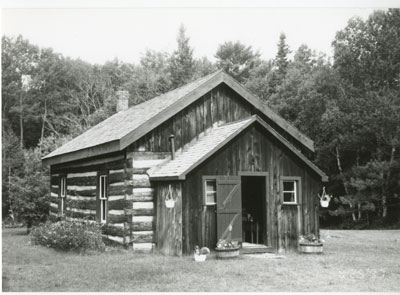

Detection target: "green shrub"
[30, 220, 105, 252]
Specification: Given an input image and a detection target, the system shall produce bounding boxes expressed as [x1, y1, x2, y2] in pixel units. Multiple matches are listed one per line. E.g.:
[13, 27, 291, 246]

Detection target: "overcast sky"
[0, 6, 385, 65]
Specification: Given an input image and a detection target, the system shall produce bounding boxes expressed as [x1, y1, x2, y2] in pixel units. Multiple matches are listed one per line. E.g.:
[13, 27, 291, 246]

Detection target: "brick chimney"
[116, 90, 129, 112]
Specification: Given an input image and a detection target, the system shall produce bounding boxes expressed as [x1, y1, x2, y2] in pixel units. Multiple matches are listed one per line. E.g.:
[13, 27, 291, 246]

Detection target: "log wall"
[49, 173, 60, 222]
[124, 152, 170, 253]
[50, 155, 133, 245]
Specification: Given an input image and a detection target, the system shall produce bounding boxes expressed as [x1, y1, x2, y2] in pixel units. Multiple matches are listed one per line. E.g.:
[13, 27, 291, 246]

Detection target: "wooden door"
[216, 176, 242, 242]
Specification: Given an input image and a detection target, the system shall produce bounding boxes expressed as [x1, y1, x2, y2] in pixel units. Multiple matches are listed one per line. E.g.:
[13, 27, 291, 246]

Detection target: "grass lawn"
[2, 228, 400, 292]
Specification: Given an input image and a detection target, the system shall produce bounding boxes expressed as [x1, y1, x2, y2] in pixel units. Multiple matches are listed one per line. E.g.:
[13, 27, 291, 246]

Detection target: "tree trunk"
[335, 147, 349, 194]
[40, 100, 47, 153]
[382, 146, 396, 219]
[19, 91, 24, 148]
[335, 147, 356, 220]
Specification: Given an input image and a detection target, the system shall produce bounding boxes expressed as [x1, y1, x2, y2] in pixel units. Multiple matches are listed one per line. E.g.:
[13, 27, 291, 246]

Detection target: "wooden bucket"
[299, 243, 323, 254]
[215, 247, 240, 259]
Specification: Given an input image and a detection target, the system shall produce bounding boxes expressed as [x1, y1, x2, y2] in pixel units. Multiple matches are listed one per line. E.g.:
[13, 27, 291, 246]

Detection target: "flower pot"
[215, 247, 240, 259]
[194, 254, 207, 262]
[299, 243, 323, 254]
[165, 199, 175, 208]
[320, 199, 330, 208]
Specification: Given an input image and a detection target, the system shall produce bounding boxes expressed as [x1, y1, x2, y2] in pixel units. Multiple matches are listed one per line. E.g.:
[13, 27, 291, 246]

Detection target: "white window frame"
[99, 175, 108, 223]
[60, 177, 67, 215]
[204, 178, 217, 206]
[281, 176, 301, 205]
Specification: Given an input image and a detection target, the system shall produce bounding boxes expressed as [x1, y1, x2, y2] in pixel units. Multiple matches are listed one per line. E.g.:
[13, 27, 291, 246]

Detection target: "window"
[60, 177, 66, 215]
[99, 175, 108, 223]
[204, 179, 217, 205]
[281, 178, 300, 204]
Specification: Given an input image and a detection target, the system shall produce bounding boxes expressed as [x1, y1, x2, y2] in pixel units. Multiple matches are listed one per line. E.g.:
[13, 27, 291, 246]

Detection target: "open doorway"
[241, 176, 266, 245]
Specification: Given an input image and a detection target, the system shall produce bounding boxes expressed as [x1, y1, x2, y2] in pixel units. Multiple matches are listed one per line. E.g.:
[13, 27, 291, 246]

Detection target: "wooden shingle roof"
[43, 70, 315, 166]
[148, 116, 328, 181]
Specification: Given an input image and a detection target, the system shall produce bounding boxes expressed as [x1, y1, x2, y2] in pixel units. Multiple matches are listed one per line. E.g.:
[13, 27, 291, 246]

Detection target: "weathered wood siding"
[128, 83, 311, 157]
[182, 124, 321, 253]
[128, 84, 253, 153]
[154, 181, 183, 256]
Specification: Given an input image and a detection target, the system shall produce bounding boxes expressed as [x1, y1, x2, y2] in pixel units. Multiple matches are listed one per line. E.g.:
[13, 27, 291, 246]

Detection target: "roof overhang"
[148, 115, 328, 182]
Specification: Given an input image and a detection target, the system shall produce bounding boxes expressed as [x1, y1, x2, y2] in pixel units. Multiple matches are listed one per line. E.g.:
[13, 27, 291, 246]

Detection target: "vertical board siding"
[128, 84, 253, 154]
[183, 124, 321, 253]
[155, 182, 183, 256]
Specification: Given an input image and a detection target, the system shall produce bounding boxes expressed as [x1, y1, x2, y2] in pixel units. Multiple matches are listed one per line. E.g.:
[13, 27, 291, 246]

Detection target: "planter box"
[215, 247, 240, 259]
[299, 243, 323, 254]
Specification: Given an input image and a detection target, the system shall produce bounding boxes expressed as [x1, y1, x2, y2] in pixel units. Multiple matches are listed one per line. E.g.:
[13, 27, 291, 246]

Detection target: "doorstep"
[240, 242, 274, 254]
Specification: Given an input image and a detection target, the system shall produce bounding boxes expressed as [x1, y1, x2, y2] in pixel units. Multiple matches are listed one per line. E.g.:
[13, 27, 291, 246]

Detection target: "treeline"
[2, 9, 400, 228]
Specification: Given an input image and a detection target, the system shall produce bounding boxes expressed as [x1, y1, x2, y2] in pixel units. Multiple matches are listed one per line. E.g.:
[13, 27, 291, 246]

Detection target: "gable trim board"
[42, 71, 314, 166]
[148, 115, 328, 182]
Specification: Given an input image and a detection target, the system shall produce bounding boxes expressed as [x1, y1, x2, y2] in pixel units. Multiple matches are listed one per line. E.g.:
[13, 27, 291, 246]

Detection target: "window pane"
[283, 192, 295, 203]
[206, 180, 216, 193]
[283, 181, 294, 192]
[100, 176, 107, 199]
[206, 192, 216, 204]
[101, 199, 106, 221]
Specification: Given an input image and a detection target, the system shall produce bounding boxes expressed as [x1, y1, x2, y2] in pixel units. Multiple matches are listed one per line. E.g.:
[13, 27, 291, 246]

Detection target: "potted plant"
[298, 234, 323, 254]
[215, 239, 240, 259]
[193, 246, 211, 262]
[215, 225, 240, 259]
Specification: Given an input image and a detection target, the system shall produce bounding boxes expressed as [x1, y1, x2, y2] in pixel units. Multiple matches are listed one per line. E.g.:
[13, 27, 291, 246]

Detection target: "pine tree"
[275, 33, 291, 79]
[169, 24, 195, 88]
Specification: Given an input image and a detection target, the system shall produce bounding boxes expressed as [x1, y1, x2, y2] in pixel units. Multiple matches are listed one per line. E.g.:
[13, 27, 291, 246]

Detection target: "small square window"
[205, 180, 216, 205]
[282, 180, 297, 204]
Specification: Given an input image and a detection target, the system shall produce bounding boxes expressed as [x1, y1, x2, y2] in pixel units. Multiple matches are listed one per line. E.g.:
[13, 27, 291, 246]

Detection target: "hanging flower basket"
[318, 187, 332, 208]
[320, 199, 330, 208]
[165, 185, 175, 208]
[165, 199, 175, 208]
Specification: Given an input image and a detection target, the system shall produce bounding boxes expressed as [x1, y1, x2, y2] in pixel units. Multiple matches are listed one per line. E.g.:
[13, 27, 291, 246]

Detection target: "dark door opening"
[241, 176, 266, 245]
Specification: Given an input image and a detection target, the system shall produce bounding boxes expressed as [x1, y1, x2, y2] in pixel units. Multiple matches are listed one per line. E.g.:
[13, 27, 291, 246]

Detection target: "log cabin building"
[42, 70, 328, 256]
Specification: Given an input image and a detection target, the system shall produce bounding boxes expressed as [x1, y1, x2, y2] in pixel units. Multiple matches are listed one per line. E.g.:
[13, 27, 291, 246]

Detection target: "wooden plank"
[67, 185, 96, 191]
[131, 216, 153, 231]
[131, 231, 154, 243]
[125, 206, 154, 216]
[67, 172, 97, 178]
[127, 188, 154, 202]
[44, 147, 123, 167]
[156, 182, 183, 256]
[131, 175, 151, 187]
